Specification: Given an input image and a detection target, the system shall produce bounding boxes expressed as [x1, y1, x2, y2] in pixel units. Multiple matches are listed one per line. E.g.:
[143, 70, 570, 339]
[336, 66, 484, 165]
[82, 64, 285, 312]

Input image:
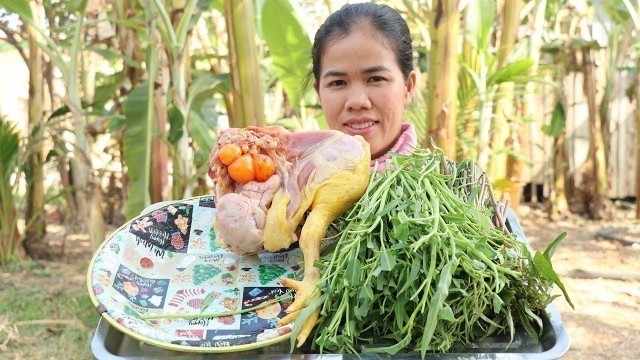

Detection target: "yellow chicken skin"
[265, 138, 370, 346]
[209, 127, 370, 347]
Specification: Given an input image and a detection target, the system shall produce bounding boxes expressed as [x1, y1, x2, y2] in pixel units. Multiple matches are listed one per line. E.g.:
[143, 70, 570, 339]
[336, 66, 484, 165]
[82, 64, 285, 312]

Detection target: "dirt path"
[518, 205, 640, 360]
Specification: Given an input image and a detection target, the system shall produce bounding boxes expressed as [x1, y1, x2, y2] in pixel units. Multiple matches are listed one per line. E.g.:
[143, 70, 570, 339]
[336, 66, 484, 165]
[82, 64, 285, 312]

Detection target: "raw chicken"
[208, 126, 370, 345]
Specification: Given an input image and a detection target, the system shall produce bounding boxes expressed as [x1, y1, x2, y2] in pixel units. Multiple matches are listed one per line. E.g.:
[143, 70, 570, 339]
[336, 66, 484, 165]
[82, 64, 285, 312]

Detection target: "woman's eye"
[368, 76, 385, 83]
[328, 80, 346, 87]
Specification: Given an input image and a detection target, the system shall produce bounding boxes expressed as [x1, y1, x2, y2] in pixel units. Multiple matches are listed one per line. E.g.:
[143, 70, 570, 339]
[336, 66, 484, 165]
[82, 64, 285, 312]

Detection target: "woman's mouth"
[343, 119, 377, 136]
[348, 121, 375, 130]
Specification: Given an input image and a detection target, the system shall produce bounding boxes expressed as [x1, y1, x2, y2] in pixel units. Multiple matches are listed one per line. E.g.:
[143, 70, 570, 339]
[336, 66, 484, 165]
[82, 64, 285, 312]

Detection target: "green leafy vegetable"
[293, 149, 572, 357]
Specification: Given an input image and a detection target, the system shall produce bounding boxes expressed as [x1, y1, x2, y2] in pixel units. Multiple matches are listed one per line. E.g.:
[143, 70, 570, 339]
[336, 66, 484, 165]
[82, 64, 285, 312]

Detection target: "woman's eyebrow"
[323, 66, 390, 79]
[362, 65, 390, 74]
[322, 70, 347, 78]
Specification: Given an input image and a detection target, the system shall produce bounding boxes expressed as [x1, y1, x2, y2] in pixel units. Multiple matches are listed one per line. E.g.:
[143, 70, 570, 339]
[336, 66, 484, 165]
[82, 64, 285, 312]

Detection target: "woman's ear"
[404, 71, 417, 106]
[313, 81, 320, 104]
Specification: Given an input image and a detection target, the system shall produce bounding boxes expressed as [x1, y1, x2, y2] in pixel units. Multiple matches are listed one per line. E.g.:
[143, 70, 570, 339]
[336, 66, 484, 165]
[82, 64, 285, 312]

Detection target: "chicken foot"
[276, 208, 329, 346]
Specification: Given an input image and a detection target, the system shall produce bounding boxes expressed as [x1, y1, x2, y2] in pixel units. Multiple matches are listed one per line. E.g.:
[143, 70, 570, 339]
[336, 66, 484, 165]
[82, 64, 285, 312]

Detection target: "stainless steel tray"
[90, 208, 570, 359]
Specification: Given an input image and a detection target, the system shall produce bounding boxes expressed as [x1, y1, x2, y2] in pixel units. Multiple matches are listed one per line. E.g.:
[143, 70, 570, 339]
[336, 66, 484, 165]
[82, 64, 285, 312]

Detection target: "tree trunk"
[489, 0, 521, 196]
[581, 48, 612, 220]
[551, 129, 569, 219]
[114, 0, 143, 216]
[195, 24, 235, 125]
[170, 51, 194, 199]
[24, 0, 46, 257]
[636, 56, 640, 219]
[224, 0, 265, 128]
[522, 0, 546, 209]
[426, 0, 460, 159]
[152, 48, 170, 203]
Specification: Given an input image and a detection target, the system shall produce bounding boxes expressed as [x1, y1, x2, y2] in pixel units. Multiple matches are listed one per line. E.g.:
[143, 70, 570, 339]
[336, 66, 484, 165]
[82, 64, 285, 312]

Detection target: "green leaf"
[438, 304, 456, 322]
[210, 0, 223, 11]
[109, 18, 146, 33]
[0, 0, 34, 22]
[345, 258, 362, 287]
[357, 284, 374, 302]
[106, 115, 127, 132]
[391, 213, 409, 242]
[123, 80, 154, 219]
[187, 72, 230, 114]
[544, 232, 567, 260]
[442, 213, 466, 223]
[398, 257, 421, 294]
[492, 293, 504, 313]
[533, 252, 574, 309]
[379, 250, 396, 272]
[0, 119, 21, 183]
[488, 58, 535, 85]
[86, 46, 143, 69]
[289, 294, 325, 352]
[168, 106, 185, 144]
[93, 72, 123, 108]
[464, 0, 495, 53]
[262, 0, 312, 108]
[420, 258, 458, 357]
[188, 111, 216, 166]
[542, 102, 566, 137]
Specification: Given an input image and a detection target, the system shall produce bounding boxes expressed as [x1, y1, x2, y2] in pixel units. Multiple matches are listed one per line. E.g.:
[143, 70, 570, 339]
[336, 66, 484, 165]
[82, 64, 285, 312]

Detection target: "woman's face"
[315, 25, 416, 159]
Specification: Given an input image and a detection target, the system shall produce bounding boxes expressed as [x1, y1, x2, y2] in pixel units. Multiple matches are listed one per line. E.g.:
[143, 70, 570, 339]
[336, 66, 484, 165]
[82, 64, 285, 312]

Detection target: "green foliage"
[0, 0, 34, 22]
[542, 102, 566, 137]
[296, 150, 572, 355]
[0, 118, 22, 266]
[0, 119, 20, 180]
[262, 0, 313, 109]
[168, 105, 185, 144]
[123, 80, 154, 219]
[464, 0, 495, 54]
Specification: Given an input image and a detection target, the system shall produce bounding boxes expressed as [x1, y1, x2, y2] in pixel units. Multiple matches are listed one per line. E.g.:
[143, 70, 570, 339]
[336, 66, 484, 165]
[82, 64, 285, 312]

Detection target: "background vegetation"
[0, 0, 639, 358]
[0, 0, 635, 255]
[0, 0, 638, 264]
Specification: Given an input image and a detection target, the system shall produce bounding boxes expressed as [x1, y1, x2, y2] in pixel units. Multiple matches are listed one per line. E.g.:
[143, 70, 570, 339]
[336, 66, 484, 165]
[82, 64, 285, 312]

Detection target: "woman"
[310, 2, 418, 170]
[282, 3, 419, 347]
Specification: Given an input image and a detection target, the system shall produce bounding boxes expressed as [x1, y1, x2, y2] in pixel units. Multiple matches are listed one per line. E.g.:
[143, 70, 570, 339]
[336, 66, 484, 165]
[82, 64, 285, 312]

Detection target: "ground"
[518, 203, 640, 360]
[0, 203, 639, 359]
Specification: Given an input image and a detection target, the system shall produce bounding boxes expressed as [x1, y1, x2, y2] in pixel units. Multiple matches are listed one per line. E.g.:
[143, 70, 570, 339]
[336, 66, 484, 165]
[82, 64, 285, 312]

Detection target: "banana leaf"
[262, 0, 312, 109]
[123, 81, 154, 219]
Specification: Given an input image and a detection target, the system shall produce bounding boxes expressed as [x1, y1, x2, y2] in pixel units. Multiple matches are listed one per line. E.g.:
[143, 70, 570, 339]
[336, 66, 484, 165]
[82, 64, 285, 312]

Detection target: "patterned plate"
[87, 196, 303, 353]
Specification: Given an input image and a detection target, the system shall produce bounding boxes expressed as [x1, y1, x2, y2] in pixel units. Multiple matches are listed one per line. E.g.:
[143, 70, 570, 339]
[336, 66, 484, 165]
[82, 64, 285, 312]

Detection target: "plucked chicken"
[208, 125, 370, 345]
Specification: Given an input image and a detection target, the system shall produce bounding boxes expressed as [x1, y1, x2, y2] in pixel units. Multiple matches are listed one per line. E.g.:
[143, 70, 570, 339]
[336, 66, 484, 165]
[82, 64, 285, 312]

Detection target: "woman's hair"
[310, 3, 414, 84]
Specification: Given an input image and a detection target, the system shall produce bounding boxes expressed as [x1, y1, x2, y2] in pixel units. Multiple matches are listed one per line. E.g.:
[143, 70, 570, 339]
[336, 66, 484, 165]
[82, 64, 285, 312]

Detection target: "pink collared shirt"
[370, 122, 417, 171]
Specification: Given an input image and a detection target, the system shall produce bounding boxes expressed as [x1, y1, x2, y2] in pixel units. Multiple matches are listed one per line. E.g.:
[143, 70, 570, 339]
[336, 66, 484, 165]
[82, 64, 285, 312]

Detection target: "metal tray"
[90, 207, 570, 359]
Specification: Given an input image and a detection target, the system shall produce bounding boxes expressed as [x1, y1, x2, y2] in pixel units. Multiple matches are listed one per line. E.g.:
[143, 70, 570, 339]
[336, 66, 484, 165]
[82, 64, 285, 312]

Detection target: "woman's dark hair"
[310, 3, 414, 84]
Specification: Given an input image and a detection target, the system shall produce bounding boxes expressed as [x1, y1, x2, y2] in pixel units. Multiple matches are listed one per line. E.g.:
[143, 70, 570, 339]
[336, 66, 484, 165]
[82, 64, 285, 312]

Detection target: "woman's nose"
[345, 85, 371, 111]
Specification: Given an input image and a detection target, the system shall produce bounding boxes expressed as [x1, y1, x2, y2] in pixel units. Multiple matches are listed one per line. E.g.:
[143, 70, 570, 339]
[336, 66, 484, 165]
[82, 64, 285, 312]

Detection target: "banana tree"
[521, 0, 547, 204]
[458, 0, 496, 165]
[426, 0, 460, 158]
[23, 0, 46, 249]
[0, 118, 26, 266]
[122, 0, 230, 217]
[389, 0, 431, 142]
[0, 0, 106, 246]
[458, 0, 535, 169]
[224, 0, 265, 128]
[622, 0, 640, 218]
[262, 0, 315, 129]
[488, 0, 522, 200]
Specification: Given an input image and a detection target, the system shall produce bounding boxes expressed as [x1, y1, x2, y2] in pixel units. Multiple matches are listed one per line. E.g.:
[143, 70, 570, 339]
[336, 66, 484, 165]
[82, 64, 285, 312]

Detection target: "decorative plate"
[87, 196, 303, 353]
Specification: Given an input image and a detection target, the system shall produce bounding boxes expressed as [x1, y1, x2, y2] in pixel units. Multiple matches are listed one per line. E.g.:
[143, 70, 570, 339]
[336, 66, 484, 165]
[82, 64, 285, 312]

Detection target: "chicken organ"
[208, 126, 370, 345]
